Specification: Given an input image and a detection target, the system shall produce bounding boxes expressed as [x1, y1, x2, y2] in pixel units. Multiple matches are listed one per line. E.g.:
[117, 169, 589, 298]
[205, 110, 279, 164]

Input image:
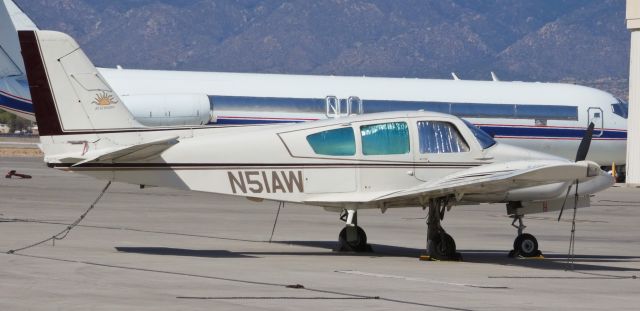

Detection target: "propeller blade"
[575, 122, 595, 162]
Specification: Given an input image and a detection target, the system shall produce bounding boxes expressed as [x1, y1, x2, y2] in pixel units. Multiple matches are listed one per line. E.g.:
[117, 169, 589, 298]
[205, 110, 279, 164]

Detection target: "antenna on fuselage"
[490, 71, 500, 81]
[451, 72, 460, 80]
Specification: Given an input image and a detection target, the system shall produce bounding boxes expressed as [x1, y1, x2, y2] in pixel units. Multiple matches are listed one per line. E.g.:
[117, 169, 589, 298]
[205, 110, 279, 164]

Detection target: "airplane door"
[587, 107, 604, 137]
[412, 119, 479, 182]
[325, 96, 339, 118]
[325, 96, 363, 118]
[348, 96, 363, 115]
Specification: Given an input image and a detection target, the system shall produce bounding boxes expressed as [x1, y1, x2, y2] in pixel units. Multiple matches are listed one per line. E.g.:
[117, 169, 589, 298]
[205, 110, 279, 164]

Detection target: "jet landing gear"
[508, 214, 542, 258]
[425, 198, 461, 261]
[336, 209, 372, 252]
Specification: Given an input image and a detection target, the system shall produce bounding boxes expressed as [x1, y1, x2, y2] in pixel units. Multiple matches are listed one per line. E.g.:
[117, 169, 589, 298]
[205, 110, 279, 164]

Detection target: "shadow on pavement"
[116, 241, 640, 273]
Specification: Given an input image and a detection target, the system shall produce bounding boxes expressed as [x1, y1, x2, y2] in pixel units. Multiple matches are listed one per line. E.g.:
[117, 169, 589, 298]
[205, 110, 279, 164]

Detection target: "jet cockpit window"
[306, 127, 356, 156]
[612, 98, 628, 119]
[360, 122, 410, 155]
[418, 121, 470, 153]
[462, 119, 496, 149]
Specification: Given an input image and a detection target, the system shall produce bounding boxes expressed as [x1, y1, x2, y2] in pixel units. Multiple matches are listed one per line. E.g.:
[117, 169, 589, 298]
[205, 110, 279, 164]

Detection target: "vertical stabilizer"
[19, 30, 142, 136]
[0, 0, 37, 76]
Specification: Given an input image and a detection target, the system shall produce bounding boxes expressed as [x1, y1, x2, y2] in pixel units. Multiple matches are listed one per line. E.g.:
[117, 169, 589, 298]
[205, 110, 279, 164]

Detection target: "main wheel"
[338, 226, 367, 251]
[429, 232, 457, 259]
[513, 233, 539, 257]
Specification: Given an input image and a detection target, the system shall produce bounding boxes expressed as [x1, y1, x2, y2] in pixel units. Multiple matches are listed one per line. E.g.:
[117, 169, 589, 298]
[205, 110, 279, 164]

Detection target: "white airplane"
[20, 29, 615, 259]
[0, 0, 628, 168]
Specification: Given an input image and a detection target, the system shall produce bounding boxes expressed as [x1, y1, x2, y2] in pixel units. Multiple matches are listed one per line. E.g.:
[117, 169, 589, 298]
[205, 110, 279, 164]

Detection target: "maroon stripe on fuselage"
[18, 31, 63, 136]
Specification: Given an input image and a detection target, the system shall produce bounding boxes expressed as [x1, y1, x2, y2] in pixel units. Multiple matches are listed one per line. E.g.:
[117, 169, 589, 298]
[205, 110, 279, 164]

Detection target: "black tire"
[338, 226, 367, 250]
[429, 232, 457, 259]
[514, 233, 539, 257]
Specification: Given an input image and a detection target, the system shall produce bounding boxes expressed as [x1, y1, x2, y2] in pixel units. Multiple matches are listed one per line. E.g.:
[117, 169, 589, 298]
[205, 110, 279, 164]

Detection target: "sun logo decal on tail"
[91, 91, 118, 110]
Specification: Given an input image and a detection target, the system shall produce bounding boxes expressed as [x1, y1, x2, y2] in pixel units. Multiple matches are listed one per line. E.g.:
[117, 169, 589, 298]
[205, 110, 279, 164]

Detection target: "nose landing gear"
[508, 214, 542, 258]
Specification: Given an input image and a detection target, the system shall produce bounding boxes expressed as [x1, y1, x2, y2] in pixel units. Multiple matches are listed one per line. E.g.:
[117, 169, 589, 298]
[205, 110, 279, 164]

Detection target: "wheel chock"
[509, 250, 545, 259]
[419, 253, 463, 261]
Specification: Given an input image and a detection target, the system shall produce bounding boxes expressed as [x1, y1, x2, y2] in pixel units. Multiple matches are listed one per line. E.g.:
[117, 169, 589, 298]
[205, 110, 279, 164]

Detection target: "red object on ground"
[5, 170, 32, 179]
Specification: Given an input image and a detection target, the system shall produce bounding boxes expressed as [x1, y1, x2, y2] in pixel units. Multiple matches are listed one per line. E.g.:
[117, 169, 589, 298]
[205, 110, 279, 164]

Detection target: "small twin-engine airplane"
[20, 29, 615, 259]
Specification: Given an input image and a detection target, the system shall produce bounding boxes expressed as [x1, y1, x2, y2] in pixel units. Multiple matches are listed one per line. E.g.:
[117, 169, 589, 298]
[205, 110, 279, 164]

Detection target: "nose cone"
[486, 143, 570, 163]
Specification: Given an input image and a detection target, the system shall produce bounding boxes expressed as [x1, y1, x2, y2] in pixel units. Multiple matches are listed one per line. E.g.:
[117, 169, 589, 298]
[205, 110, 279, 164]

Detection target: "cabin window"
[515, 105, 577, 120]
[462, 119, 496, 149]
[360, 122, 410, 155]
[418, 121, 470, 153]
[364, 100, 450, 114]
[306, 127, 356, 156]
[450, 103, 515, 118]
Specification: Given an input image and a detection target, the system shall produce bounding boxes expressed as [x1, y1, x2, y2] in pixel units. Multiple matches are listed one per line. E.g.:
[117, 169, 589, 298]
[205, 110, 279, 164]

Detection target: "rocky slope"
[16, 0, 630, 98]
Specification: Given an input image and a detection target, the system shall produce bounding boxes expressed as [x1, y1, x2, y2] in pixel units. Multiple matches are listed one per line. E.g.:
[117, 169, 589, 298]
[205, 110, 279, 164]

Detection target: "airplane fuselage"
[103, 68, 628, 166]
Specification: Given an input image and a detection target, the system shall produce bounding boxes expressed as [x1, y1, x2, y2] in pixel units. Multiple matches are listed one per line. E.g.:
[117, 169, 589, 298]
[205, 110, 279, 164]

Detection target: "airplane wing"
[304, 160, 603, 206]
[68, 136, 179, 166]
[374, 160, 600, 202]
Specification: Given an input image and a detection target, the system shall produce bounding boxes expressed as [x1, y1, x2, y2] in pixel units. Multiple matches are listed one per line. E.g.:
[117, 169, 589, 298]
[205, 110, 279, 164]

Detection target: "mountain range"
[16, 0, 631, 98]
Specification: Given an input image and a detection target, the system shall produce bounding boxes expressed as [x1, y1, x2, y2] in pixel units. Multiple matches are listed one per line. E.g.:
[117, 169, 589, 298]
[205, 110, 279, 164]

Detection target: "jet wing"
[69, 136, 179, 166]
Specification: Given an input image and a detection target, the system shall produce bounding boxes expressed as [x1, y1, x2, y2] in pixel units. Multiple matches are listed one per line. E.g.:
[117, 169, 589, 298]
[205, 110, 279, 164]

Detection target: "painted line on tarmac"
[335, 270, 508, 289]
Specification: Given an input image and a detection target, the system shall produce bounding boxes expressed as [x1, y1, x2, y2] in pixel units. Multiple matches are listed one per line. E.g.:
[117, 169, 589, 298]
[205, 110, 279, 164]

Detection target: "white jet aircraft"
[0, 0, 628, 169]
[20, 30, 615, 259]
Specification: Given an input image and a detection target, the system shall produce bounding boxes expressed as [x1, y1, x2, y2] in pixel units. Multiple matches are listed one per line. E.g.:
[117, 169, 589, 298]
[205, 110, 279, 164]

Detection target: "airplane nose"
[577, 170, 616, 195]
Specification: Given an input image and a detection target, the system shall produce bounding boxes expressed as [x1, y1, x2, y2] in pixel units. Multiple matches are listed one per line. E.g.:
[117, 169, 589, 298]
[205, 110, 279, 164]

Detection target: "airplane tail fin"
[0, 0, 38, 119]
[18, 30, 141, 137]
[0, 0, 37, 77]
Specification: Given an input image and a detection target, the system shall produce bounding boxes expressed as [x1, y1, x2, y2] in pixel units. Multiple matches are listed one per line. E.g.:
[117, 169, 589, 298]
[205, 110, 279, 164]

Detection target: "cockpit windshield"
[612, 98, 628, 119]
[462, 119, 496, 149]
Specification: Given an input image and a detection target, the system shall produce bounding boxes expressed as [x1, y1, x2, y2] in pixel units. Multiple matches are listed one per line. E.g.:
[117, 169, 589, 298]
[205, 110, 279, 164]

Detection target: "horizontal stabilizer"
[72, 136, 179, 166]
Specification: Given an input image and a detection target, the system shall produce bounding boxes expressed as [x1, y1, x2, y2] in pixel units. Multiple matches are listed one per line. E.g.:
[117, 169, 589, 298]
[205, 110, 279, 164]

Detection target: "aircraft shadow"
[460, 251, 640, 272]
[115, 247, 257, 258]
[116, 242, 640, 273]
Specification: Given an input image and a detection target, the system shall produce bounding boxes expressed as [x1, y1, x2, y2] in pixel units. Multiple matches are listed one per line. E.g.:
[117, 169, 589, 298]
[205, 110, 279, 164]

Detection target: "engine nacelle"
[122, 94, 212, 126]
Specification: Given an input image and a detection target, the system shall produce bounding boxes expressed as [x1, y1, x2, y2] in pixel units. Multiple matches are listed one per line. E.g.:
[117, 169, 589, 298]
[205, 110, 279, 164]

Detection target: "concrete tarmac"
[1, 157, 639, 310]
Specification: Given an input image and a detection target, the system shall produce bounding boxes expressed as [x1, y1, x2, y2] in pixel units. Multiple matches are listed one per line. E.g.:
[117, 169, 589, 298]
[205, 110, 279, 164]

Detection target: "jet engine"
[122, 94, 212, 126]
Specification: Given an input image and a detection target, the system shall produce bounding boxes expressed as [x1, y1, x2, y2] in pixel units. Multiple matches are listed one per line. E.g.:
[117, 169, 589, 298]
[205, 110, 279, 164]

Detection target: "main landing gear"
[425, 197, 461, 261]
[336, 209, 372, 252]
[508, 204, 542, 258]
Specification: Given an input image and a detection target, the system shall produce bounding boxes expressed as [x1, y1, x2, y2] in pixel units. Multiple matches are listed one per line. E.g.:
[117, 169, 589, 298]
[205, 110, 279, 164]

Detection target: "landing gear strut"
[336, 209, 372, 252]
[508, 213, 542, 258]
[425, 198, 461, 261]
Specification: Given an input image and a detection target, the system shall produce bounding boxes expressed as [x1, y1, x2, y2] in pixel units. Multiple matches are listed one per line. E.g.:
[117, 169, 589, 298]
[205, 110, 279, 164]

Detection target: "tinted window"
[418, 121, 470, 153]
[516, 105, 577, 120]
[451, 103, 515, 118]
[462, 119, 496, 149]
[210, 95, 324, 113]
[361, 122, 410, 155]
[306, 127, 356, 156]
[364, 100, 450, 114]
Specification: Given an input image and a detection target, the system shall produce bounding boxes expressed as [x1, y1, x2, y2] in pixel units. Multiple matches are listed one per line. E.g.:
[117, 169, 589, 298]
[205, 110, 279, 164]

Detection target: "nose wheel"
[508, 215, 542, 258]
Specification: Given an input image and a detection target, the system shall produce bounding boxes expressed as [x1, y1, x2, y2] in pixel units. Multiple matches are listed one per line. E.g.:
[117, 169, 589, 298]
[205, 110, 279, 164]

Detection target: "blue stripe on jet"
[0, 93, 33, 113]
